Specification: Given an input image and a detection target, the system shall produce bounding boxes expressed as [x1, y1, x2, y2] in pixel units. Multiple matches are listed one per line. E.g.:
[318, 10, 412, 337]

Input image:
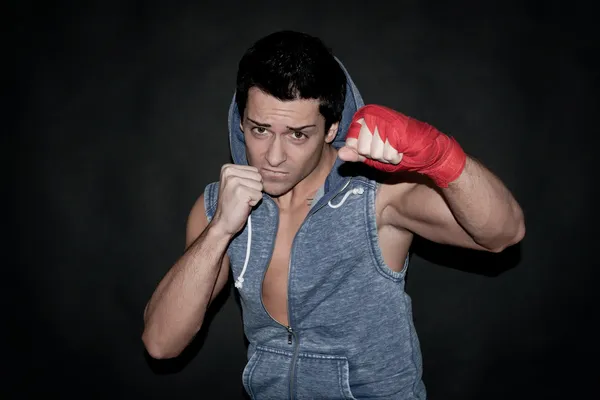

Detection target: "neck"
[273, 145, 338, 211]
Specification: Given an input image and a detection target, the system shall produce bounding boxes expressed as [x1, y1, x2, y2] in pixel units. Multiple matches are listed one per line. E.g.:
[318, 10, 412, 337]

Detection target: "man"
[142, 31, 525, 399]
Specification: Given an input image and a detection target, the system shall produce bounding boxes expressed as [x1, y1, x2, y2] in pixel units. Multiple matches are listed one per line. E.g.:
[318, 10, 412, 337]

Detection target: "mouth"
[262, 168, 288, 175]
[262, 168, 289, 178]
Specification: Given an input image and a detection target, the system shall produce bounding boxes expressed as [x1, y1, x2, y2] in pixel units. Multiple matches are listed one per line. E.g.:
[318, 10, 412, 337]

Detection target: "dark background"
[10, 0, 598, 399]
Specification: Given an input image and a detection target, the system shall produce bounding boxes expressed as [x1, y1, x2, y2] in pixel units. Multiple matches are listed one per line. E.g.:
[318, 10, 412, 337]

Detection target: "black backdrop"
[11, 1, 598, 399]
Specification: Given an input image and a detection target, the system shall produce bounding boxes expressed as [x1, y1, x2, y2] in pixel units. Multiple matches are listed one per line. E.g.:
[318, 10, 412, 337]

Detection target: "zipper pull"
[287, 326, 293, 345]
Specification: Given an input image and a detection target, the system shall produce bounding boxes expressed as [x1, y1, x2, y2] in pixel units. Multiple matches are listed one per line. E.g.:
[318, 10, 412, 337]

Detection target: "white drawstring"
[234, 185, 364, 290]
[234, 214, 252, 289]
[328, 187, 364, 209]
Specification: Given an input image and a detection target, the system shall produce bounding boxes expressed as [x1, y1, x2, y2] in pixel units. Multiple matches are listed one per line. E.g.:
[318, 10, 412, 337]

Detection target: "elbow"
[142, 320, 202, 360]
[142, 304, 184, 359]
[486, 218, 526, 253]
[504, 213, 526, 249]
[513, 218, 526, 244]
[142, 330, 182, 360]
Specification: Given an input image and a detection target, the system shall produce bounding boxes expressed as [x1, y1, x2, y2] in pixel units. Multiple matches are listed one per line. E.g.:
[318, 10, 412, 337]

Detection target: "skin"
[142, 86, 525, 358]
[338, 117, 526, 253]
[242, 87, 340, 207]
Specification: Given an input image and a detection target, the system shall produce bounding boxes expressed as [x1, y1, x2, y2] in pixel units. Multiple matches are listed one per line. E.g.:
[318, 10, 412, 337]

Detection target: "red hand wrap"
[346, 105, 467, 187]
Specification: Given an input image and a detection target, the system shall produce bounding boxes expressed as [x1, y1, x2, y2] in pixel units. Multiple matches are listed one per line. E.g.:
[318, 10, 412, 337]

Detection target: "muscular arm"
[142, 194, 231, 359]
[340, 104, 524, 253]
[383, 157, 525, 252]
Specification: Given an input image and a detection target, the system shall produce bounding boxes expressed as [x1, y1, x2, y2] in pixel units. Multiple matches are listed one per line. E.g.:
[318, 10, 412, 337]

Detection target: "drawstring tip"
[234, 278, 244, 289]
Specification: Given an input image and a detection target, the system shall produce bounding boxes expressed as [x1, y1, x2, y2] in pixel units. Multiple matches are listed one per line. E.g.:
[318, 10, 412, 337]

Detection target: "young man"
[142, 31, 525, 399]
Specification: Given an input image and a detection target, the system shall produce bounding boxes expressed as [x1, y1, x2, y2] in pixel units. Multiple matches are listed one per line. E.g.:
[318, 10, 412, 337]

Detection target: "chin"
[262, 181, 294, 198]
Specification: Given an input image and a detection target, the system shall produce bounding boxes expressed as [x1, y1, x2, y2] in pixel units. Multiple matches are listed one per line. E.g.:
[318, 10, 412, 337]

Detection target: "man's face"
[241, 87, 338, 197]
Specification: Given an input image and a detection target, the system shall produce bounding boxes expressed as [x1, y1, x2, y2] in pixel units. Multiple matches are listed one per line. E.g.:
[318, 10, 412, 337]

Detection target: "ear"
[325, 122, 339, 144]
[239, 109, 246, 132]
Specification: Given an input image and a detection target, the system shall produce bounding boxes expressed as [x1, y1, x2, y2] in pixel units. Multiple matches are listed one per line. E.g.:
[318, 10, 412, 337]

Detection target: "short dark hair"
[236, 30, 346, 132]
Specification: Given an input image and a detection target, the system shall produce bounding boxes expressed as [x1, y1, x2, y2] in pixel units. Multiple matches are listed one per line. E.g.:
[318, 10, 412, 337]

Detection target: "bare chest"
[260, 198, 411, 326]
[261, 208, 307, 326]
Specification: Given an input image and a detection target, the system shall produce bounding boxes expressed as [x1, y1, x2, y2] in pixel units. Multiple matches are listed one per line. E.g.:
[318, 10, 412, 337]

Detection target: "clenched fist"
[338, 105, 466, 187]
[211, 164, 263, 236]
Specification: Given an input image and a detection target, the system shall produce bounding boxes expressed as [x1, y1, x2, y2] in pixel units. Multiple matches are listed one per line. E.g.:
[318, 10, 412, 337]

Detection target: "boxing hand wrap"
[346, 105, 467, 187]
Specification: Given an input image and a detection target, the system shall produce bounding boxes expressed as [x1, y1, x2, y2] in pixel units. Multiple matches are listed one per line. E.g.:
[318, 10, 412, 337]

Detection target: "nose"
[265, 135, 286, 167]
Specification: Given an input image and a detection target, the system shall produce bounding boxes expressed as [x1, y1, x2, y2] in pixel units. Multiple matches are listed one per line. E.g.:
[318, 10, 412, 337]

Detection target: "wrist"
[206, 219, 236, 243]
[420, 133, 467, 187]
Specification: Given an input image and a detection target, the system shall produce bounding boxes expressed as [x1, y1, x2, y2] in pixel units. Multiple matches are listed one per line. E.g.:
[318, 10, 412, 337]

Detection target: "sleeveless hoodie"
[203, 59, 426, 399]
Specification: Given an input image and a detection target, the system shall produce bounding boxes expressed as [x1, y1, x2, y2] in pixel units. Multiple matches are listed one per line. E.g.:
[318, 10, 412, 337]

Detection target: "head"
[235, 30, 346, 196]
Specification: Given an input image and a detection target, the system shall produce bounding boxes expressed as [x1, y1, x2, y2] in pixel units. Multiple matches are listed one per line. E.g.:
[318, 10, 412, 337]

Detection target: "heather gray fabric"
[204, 59, 426, 399]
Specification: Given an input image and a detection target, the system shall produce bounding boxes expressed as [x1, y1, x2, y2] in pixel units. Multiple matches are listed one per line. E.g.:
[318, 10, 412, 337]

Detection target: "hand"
[211, 164, 263, 236]
[338, 105, 466, 187]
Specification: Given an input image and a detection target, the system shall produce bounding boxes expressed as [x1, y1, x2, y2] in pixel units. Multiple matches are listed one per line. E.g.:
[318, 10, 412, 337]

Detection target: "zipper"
[286, 177, 352, 400]
[258, 178, 352, 333]
[286, 212, 299, 400]
[287, 326, 299, 399]
[260, 179, 353, 399]
[287, 326, 293, 344]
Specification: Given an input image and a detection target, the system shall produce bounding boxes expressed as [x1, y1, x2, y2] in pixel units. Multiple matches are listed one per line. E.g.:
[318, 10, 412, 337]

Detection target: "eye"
[252, 126, 268, 135]
[291, 131, 307, 140]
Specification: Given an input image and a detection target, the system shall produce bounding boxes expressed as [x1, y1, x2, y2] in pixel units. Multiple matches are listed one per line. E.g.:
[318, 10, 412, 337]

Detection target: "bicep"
[185, 193, 231, 303]
[382, 180, 488, 251]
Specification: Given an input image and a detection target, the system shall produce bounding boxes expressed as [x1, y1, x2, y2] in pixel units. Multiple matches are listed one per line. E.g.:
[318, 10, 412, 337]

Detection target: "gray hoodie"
[204, 59, 426, 399]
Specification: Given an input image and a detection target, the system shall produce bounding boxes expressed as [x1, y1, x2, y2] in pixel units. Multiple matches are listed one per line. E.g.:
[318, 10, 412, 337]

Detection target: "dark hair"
[236, 30, 346, 132]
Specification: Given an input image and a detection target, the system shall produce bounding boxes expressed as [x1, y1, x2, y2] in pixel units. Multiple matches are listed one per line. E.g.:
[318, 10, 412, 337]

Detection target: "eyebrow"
[247, 118, 316, 131]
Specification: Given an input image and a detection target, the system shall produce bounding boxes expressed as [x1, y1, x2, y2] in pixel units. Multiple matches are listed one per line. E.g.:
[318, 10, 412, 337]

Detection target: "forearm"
[142, 222, 231, 358]
[442, 156, 525, 251]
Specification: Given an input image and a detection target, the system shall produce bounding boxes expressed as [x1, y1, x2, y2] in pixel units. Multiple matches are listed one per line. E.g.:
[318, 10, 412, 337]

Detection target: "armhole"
[203, 182, 219, 223]
[369, 180, 410, 281]
[376, 181, 411, 267]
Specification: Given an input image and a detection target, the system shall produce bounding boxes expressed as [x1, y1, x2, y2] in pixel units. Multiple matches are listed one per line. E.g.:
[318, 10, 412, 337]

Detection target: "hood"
[227, 57, 365, 166]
